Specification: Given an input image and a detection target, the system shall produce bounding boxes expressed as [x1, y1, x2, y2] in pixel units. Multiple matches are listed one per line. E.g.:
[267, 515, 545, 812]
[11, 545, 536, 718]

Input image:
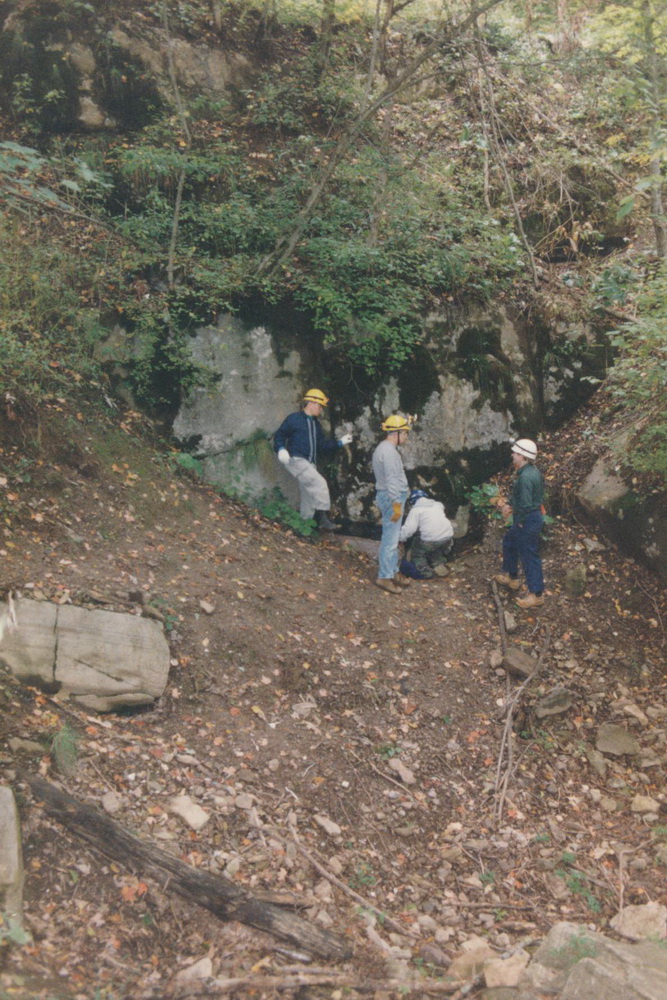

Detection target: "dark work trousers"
[502, 510, 544, 594]
[408, 536, 453, 578]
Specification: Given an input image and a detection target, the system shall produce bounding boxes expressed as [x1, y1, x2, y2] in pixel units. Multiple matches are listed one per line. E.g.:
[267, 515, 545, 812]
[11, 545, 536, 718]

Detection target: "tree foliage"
[0, 0, 664, 480]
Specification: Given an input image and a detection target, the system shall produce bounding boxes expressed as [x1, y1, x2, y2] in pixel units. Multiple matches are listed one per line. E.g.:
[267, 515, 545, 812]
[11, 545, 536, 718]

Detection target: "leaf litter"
[0, 402, 665, 999]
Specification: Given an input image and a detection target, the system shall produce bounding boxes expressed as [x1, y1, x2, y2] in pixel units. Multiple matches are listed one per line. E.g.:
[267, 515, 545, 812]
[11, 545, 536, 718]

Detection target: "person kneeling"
[400, 490, 454, 579]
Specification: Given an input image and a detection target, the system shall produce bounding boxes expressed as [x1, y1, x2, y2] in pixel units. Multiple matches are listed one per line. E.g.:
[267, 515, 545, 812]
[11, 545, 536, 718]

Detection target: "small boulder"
[534, 686, 573, 719]
[388, 757, 416, 785]
[596, 723, 640, 757]
[610, 902, 667, 941]
[502, 649, 537, 680]
[314, 814, 341, 838]
[169, 795, 210, 831]
[630, 794, 660, 814]
[447, 936, 495, 982]
[484, 949, 530, 988]
[174, 956, 213, 982]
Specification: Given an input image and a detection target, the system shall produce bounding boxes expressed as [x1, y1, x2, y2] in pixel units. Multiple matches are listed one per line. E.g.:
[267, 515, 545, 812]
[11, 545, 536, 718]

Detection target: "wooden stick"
[267, 825, 409, 938]
[162, 972, 468, 997]
[490, 579, 508, 655]
[494, 627, 551, 824]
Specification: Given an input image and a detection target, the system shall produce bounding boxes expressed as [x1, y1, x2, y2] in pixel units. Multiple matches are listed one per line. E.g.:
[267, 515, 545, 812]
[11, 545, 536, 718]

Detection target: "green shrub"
[606, 268, 667, 480]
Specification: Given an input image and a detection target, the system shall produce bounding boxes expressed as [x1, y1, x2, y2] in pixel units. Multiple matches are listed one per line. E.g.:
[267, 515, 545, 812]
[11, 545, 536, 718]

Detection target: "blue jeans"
[376, 489, 408, 580]
[502, 510, 544, 594]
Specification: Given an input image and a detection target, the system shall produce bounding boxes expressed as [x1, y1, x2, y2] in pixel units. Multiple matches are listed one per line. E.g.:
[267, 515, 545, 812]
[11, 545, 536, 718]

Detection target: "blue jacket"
[274, 410, 341, 464]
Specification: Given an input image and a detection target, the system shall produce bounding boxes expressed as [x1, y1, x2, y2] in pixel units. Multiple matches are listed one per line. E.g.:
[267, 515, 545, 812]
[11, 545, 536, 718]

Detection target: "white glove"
[338, 433, 353, 446]
[277, 448, 291, 465]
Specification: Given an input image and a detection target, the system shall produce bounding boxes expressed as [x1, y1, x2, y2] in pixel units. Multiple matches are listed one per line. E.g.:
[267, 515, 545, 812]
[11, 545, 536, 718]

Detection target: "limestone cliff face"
[171, 304, 550, 522]
[0, 1, 254, 131]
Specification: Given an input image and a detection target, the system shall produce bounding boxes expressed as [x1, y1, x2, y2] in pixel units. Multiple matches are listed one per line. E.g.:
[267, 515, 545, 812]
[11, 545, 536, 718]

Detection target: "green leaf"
[616, 195, 635, 220]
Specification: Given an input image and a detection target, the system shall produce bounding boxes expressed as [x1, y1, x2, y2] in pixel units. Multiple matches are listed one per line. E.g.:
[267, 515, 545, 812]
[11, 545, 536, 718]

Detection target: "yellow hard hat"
[303, 388, 329, 406]
[381, 414, 410, 433]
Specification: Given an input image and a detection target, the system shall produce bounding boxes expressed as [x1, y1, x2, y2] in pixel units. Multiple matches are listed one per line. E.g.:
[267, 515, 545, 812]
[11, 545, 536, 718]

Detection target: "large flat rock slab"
[0, 600, 169, 712]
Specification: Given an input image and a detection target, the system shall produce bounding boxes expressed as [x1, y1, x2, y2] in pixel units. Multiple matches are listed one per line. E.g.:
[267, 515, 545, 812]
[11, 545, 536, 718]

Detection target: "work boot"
[375, 578, 402, 595]
[393, 574, 411, 587]
[314, 510, 341, 531]
[516, 593, 544, 609]
[494, 573, 520, 591]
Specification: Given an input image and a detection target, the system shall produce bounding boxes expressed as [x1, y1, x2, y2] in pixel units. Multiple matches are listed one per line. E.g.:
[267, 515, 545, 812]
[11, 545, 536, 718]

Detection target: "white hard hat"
[511, 438, 538, 460]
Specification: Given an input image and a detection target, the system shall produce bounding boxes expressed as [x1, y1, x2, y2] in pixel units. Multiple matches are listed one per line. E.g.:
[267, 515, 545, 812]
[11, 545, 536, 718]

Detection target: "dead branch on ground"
[493, 627, 551, 825]
[21, 773, 351, 961]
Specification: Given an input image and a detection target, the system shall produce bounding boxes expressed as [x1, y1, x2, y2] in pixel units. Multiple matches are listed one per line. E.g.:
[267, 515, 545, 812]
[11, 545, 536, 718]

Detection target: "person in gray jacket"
[400, 489, 454, 578]
[372, 415, 412, 594]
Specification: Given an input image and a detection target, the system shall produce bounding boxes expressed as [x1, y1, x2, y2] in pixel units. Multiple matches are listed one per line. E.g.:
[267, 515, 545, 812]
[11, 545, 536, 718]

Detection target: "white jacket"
[400, 498, 453, 544]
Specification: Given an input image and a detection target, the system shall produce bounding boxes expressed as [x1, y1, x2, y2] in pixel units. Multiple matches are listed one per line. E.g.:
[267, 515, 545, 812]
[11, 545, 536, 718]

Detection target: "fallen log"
[22, 773, 351, 961]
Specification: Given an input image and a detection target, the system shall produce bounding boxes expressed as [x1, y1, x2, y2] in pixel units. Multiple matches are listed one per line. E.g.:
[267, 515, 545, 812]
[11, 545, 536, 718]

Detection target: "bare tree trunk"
[211, 0, 222, 32]
[161, 1, 192, 289]
[167, 169, 186, 289]
[473, 32, 538, 285]
[363, 0, 383, 111]
[314, 0, 337, 81]
[649, 153, 667, 258]
[643, 1, 667, 258]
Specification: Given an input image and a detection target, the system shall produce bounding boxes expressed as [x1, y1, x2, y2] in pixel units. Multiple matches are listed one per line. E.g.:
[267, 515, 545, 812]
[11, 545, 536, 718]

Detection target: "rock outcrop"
[0, 600, 170, 712]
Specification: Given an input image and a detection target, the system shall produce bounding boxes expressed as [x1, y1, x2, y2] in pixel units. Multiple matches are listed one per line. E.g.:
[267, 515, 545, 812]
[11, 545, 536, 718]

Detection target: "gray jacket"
[372, 440, 408, 500]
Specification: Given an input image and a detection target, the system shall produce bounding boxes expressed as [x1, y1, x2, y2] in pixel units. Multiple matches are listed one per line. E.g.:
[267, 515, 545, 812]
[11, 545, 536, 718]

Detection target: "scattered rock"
[314, 814, 341, 838]
[504, 611, 518, 633]
[630, 794, 660, 814]
[595, 723, 641, 757]
[484, 949, 530, 988]
[521, 920, 667, 1000]
[418, 943, 449, 968]
[174, 956, 214, 982]
[199, 600, 215, 615]
[235, 793, 255, 810]
[387, 757, 416, 785]
[563, 564, 587, 596]
[169, 795, 210, 831]
[101, 791, 123, 814]
[489, 648, 503, 669]
[502, 649, 537, 680]
[583, 538, 606, 553]
[622, 703, 649, 726]
[8, 738, 43, 754]
[585, 749, 607, 778]
[534, 687, 573, 719]
[447, 937, 495, 982]
[610, 902, 667, 941]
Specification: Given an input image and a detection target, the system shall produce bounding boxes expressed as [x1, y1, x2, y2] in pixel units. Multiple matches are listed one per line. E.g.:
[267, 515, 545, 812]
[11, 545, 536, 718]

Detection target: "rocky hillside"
[0, 401, 665, 998]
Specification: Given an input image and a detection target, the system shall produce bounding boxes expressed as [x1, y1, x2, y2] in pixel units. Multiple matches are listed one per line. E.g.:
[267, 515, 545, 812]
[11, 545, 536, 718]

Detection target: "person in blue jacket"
[274, 388, 353, 530]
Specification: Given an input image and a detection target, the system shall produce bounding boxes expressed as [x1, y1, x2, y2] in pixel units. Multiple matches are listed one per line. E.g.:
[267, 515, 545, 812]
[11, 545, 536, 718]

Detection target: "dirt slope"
[1, 404, 665, 999]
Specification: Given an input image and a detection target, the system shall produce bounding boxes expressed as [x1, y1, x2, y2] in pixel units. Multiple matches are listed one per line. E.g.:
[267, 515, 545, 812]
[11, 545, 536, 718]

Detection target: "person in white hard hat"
[494, 438, 546, 609]
[274, 389, 353, 531]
